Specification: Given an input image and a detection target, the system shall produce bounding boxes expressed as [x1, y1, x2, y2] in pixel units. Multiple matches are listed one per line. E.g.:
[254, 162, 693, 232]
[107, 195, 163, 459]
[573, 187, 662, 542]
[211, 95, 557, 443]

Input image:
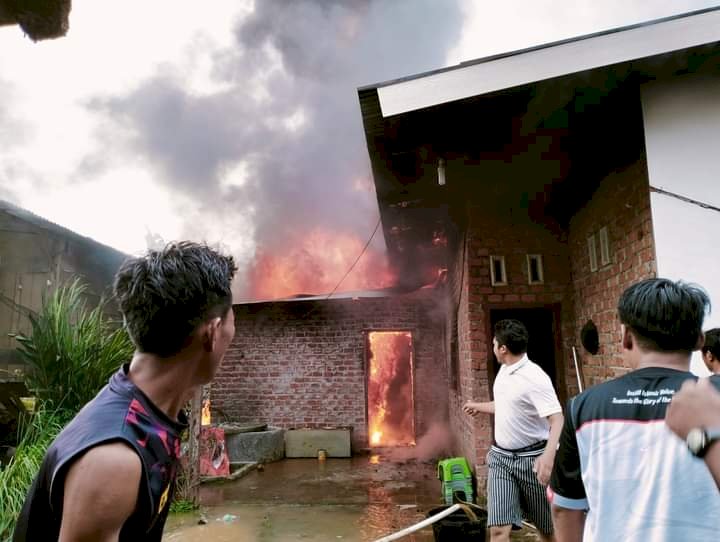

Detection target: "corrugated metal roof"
[0, 199, 127, 259]
[234, 285, 439, 306]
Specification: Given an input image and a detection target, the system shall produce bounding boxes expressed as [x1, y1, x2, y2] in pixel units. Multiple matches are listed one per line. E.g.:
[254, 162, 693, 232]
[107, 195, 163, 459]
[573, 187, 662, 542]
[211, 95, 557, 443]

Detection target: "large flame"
[368, 331, 415, 447]
[246, 229, 394, 300]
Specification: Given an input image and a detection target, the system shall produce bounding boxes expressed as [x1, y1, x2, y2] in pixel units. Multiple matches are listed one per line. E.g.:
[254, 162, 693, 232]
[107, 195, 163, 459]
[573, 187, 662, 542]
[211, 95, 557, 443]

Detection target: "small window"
[490, 255, 507, 286]
[587, 235, 598, 272]
[527, 254, 544, 285]
[599, 226, 611, 266]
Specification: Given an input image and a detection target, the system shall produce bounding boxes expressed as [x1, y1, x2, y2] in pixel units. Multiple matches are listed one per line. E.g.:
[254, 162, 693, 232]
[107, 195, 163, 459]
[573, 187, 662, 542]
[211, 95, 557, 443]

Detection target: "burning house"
[211, 8, 720, 483]
[212, 289, 449, 453]
[355, 8, 720, 482]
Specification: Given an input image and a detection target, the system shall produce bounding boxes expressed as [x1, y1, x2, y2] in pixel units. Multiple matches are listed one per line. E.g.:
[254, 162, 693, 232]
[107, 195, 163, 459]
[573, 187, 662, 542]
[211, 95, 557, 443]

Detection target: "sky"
[1, 0, 718, 296]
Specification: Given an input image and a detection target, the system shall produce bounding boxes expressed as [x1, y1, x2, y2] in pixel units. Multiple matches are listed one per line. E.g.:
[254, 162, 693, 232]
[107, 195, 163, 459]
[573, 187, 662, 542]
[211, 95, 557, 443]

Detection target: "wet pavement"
[163, 455, 538, 541]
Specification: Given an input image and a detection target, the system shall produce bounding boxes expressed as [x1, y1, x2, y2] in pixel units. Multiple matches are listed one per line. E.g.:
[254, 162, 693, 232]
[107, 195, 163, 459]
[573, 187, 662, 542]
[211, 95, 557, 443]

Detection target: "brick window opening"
[587, 235, 598, 272]
[367, 331, 415, 447]
[490, 255, 507, 286]
[599, 226, 611, 266]
[527, 254, 544, 285]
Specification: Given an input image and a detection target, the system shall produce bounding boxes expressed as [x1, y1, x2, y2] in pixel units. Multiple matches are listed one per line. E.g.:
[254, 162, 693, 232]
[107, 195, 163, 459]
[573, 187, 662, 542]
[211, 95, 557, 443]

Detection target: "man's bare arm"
[59, 442, 142, 542]
[666, 378, 720, 489]
[462, 400, 494, 416]
[533, 412, 564, 485]
[552, 506, 585, 542]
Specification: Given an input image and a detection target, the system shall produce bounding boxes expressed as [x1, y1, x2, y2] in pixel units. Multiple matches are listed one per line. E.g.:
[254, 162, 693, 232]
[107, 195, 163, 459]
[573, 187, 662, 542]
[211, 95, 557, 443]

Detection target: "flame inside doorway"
[367, 331, 415, 447]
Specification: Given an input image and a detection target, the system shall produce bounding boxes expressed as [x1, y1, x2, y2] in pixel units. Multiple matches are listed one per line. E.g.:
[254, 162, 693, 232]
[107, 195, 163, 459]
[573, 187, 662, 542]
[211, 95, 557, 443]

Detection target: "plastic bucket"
[428, 506, 487, 542]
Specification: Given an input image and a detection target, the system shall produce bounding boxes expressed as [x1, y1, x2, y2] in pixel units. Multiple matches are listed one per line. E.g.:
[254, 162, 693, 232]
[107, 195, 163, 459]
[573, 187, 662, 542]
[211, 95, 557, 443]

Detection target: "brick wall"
[448, 203, 576, 483]
[212, 291, 447, 451]
[568, 159, 657, 389]
[447, 228, 479, 473]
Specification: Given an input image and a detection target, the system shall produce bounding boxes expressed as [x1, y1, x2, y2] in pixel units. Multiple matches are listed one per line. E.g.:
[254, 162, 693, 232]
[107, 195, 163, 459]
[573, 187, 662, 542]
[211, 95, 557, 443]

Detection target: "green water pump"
[437, 457, 474, 504]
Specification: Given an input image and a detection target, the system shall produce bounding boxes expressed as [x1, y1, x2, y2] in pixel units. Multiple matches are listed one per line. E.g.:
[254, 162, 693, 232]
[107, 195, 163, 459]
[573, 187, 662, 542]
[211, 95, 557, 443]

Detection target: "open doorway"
[366, 331, 416, 447]
[488, 307, 561, 397]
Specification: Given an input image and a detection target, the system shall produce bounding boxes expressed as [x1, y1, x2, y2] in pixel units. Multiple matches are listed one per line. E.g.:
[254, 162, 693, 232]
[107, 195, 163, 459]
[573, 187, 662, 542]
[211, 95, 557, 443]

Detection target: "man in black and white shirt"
[549, 279, 720, 541]
[464, 319, 564, 542]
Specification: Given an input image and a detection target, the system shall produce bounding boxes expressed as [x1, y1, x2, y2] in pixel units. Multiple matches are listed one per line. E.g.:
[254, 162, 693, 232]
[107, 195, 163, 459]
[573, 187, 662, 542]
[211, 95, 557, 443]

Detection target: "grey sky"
[1, 0, 717, 297]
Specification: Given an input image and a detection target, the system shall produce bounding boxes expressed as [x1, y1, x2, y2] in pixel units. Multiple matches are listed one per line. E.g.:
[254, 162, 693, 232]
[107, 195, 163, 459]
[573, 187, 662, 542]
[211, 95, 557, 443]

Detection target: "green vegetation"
[15, 279, 133, 412]
[0, 409, 66, 541]
[169, 499, 197, 514]
[1, 281, 133, 541]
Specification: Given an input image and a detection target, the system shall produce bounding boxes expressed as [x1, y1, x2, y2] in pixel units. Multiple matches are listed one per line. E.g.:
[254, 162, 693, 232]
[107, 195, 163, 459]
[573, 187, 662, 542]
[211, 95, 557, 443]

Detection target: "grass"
[0, 409, 67, 541]
[169, 499, 197, 514]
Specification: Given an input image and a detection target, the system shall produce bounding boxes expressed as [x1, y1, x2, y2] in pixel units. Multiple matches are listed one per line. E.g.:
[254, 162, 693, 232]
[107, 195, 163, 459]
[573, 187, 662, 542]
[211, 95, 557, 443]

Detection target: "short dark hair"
[617, 278, 710, 353]
[114, 242, 237, 357]
[494, 319, 528, 355]
[702, 328, 720, 358]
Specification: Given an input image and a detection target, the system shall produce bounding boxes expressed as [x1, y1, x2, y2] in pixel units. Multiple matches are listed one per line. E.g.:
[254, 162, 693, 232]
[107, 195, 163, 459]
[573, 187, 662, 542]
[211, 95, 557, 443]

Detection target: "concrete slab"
[284, 428, 351, 458]
[224, 427, 284, 463]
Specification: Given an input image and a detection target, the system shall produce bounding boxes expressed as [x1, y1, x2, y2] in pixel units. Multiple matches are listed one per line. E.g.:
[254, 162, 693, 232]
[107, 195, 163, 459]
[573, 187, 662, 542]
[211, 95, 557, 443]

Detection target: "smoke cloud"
[383, 422, 454, 462]
[84, 0, 463, 298]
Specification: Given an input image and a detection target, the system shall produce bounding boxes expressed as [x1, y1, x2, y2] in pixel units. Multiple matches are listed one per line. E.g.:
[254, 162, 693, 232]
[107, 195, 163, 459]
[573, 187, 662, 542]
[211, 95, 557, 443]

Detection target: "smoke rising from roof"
[85, 1, 463, 298]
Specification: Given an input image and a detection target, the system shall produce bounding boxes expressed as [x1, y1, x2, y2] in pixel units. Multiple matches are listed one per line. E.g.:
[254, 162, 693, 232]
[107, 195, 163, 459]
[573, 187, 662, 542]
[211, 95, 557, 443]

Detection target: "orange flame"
[246, 229, 394, 301]
[368, 331, 415, 447]
[201, 399, 211, 426]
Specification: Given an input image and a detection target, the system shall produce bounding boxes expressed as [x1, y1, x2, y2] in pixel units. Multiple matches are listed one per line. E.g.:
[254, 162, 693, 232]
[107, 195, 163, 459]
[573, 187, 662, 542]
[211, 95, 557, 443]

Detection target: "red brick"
[212, 293, 447, 452]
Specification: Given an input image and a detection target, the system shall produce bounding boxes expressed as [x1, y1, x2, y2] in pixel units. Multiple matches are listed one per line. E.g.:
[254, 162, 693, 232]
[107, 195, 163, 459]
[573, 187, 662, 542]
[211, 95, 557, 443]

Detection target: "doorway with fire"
[366, 331, 416, 448]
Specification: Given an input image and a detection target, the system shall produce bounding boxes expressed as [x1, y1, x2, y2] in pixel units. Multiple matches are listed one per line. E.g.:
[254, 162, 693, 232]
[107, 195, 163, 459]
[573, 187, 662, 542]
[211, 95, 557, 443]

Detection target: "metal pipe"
[572, 346, 584, 393]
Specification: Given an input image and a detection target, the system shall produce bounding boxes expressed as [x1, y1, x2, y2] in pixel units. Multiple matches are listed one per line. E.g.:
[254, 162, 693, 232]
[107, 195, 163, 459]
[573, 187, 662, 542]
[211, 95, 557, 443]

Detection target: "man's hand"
[533, 451, 554, 486]
[535, 411, 563, 486]
[666, 378, 720, 440]
[462, 401, 482, 417]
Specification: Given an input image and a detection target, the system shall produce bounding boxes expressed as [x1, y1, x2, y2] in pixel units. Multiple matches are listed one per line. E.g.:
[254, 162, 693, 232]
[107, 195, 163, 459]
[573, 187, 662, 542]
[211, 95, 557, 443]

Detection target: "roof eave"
[359, 6, 720, 118]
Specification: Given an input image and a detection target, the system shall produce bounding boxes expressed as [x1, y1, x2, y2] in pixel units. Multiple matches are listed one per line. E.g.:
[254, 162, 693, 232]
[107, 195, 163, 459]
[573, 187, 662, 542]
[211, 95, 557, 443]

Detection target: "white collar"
[504, 355, 529, 375]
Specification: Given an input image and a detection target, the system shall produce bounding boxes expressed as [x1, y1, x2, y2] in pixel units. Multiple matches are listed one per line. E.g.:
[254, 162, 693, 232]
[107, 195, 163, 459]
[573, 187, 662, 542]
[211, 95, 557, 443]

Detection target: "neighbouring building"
[0, 200, 127, 381]
[0, 0, 71, 41]
[355, 8, 720, 482]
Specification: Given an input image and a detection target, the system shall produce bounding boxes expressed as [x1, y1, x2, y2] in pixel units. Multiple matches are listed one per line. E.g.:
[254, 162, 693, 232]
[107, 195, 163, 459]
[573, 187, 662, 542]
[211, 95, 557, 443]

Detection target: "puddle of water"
[162, 456, 547, 541]
[196, 457, 439, 507]
[163, 504, 434, 542]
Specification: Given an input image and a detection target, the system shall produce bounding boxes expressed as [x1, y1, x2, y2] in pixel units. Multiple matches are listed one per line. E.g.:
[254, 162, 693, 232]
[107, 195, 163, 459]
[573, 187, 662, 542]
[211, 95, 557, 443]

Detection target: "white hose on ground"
[372, 503, 461, 542]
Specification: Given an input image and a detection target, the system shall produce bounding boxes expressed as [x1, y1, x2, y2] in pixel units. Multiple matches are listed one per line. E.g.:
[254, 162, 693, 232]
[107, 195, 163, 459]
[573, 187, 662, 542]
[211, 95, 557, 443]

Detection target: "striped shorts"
[486, 445, 553, 534]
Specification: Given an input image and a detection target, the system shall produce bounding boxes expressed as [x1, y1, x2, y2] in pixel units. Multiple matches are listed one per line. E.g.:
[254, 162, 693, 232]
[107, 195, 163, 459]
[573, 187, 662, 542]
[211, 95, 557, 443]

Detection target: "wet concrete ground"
[163, 455, 537, 541]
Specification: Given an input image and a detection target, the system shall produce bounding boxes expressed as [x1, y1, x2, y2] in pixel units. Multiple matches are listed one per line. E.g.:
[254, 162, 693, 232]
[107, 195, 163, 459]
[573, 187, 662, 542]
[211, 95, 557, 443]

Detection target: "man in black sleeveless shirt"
[14, 242, 237, 541]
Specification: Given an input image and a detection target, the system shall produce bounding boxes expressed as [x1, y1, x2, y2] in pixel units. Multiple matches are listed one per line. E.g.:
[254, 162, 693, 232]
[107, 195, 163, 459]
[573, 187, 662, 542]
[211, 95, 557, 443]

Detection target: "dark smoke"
[84, 1, 463, 297]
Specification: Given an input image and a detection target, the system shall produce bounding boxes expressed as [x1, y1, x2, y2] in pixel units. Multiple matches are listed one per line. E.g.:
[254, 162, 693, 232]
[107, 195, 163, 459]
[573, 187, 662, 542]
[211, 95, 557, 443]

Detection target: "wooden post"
[186, 386, 203, 505]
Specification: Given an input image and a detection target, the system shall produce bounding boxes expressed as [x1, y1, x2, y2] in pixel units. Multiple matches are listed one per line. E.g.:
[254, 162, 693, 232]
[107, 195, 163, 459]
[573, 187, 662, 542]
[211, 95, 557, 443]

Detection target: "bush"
[0, 409, 67, 541]
[0, 280, 134, 540]
[15, 280, 133, 412]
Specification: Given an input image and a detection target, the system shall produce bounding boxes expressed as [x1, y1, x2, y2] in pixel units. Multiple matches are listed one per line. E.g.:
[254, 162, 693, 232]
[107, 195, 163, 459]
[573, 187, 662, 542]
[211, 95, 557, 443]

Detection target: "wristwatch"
[686, 427, 720, 458]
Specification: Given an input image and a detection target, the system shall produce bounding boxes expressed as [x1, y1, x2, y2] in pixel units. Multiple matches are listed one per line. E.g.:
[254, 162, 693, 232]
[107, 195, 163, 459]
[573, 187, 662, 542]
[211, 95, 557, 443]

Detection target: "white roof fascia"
[377, 9, 720, 118]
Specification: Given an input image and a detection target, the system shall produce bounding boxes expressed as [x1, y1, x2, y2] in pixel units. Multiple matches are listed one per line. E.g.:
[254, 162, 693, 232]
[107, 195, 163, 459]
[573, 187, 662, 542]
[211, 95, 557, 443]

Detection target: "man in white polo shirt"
[464, 319, 564, 542]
